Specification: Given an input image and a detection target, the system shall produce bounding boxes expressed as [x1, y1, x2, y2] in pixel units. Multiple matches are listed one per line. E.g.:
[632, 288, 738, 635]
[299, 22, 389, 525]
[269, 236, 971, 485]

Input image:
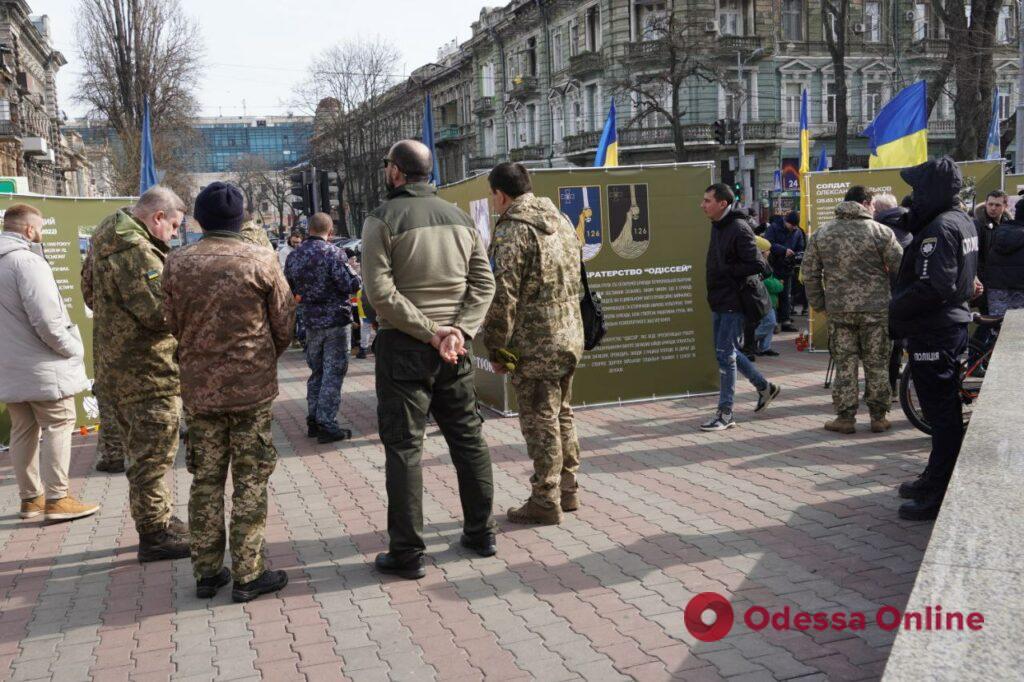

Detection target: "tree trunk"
[824, 0, 850, 169]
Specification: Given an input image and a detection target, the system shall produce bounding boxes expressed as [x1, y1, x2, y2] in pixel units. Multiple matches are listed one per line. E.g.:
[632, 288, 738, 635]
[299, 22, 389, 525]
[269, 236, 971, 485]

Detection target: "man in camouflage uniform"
[482, 163, 584, 525]
[239, 213, 274, 250]
[81, 243, 126, 473]
[89, 186, 190, 561]
[164, 182, 294, 602]
[803, 186, 904, 434]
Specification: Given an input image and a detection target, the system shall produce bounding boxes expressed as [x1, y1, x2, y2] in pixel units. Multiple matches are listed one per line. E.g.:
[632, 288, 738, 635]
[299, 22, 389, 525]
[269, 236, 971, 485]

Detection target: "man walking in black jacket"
[700, 184, 781, 431]
[891, 157, 979, 521]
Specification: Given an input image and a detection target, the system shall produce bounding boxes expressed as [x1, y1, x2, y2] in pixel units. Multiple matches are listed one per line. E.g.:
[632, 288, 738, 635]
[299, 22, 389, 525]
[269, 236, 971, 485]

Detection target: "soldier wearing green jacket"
[803, 186, 904, 434]
[89, 186, 190, 562]
[482, 163, 584, 525]
[362, 140, 497, 580]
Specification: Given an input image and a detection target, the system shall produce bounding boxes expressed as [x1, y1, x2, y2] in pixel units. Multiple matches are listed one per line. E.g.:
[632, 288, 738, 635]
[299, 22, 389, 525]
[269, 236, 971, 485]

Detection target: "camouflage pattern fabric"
[110, 395, 181, 534]
[802, 201, 904, 315]
[186, 405, 277, 584]
[239, 221, 274, 250]
[483, 193, 584, 379]
[89, 209, 180, 404]
[828, 313, 891, 420]
[510, 372, 580, 509]
[94, 395, 125, 468]
[304, 325, 351, 429]
[284, 237, 360, 330]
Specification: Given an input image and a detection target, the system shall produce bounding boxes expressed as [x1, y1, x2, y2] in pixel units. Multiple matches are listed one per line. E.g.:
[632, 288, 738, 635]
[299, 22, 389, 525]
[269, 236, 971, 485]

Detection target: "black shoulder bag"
[580, 258, 606, 351]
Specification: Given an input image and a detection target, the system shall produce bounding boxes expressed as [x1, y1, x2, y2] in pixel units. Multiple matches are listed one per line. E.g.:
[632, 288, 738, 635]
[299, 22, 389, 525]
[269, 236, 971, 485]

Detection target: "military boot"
[870, 417, 892, 433]
[561, 488, 580, 513]
[138, 527, 190, 563]
[825, 416, 857, 434]
[95, 459, 126, 473]
[507, 499, 563, 525]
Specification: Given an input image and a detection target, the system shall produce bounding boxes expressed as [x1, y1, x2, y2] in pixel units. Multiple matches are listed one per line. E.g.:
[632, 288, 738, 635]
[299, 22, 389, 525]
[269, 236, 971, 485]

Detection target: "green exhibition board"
[0, 195, 134, 445]
[440, 163, 718, 414]
[804, 160, 1003, 350]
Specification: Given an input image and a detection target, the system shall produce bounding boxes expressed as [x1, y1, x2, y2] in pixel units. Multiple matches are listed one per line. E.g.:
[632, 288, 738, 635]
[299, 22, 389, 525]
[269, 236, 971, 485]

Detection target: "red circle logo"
[684, 592, 735, 642]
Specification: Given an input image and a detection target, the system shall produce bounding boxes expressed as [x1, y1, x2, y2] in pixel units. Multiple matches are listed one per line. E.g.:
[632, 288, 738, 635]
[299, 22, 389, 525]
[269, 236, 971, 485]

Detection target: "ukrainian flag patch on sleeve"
[146, 269, 160, 281]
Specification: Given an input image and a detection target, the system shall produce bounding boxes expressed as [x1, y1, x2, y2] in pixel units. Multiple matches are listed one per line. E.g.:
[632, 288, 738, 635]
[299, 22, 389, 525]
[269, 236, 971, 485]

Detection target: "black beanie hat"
[195, 181, 245, 232]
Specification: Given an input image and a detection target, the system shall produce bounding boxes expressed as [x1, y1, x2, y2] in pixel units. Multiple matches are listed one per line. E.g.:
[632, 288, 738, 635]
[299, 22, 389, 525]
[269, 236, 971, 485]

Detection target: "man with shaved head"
[362, 139, 497, 580]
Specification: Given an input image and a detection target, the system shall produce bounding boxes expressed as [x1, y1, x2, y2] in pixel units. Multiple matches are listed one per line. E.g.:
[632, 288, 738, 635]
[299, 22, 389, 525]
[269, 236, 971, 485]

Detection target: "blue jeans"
[755, 309, 777, 353]
[713, 312, 768, 412]
[305, 324, 351, 429]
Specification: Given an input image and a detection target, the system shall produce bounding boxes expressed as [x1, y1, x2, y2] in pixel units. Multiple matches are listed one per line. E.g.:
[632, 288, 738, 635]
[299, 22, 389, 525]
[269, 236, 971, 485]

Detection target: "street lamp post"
[736, 47, 764, 208]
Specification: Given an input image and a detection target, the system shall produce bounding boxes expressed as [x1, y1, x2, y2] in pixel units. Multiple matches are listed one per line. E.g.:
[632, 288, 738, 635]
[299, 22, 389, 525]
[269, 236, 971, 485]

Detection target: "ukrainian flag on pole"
[862, 80, 928, 169]
[594, 99, 618, 167]
[799, 89, 809, 232]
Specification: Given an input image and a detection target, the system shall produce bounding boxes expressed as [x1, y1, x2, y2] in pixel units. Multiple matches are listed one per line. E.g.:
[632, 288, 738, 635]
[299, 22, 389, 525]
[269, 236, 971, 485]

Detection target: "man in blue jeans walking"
[285, 212, 361, 443]
[700, 184, 781, 431]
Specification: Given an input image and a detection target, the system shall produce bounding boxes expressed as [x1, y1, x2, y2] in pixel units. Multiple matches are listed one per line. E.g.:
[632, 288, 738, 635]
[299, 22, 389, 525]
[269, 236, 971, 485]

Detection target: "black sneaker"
[700, 411, 735, 431]
[898, 494, 944, 521]
[755, 383, 781, 413]
[374, 552, 426, 580]
[757, 349, 780, 357]
[460, 534, 497, 558]
[898, 476, 939, 500]
[196, 567, 231, 599]
[138, 528, 190, 563]
[317, 426, 352, 444]
[306, 416, 319, 439]
[232, 569, 288, 603]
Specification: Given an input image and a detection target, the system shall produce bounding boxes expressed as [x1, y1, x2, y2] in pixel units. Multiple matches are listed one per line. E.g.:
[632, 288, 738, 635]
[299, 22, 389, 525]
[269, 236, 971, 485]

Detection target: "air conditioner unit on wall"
[852, 22, 866, 34]
[705, 20, 719, 34]
[905, 10, 915, 22]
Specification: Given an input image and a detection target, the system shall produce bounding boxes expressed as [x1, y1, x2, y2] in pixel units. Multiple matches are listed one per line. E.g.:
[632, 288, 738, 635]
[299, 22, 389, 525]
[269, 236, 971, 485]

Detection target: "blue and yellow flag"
[862, 81, 928, 169]
[799, 89, 809, 232]
[594, 99, 618, 167]
[986, 86, 1002, 161]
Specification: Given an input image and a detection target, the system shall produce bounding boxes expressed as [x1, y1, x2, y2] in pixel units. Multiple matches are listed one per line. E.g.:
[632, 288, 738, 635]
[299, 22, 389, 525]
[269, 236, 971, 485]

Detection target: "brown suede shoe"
[44, 496, 100, 523]
[824, 418, 857, 435]
[870, 418, 892, 433]
[507, 499, 563, 525]
[561, 489, 579, 513]
[19, 495, 45, 519]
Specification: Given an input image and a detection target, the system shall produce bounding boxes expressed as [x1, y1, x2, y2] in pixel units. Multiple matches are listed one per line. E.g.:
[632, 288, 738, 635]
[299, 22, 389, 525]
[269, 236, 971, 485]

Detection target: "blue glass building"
[194, 116, 313, 172]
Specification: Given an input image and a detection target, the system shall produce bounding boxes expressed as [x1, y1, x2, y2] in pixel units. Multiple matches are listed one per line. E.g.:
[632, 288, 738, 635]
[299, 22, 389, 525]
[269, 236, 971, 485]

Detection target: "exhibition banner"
[440, 163, 718, 414]
[804, 160, 1003, 350]
[0, 195, 133, 445]
[1005, 173, 1024, 195]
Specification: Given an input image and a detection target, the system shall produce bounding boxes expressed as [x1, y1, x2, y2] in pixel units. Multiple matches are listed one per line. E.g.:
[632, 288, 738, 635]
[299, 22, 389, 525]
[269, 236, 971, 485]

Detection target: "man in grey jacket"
[0, 204, 100, 523]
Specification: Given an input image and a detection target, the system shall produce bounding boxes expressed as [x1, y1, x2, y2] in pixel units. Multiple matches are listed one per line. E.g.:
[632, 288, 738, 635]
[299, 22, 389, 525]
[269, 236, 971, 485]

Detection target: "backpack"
[580, 258, 606, 351]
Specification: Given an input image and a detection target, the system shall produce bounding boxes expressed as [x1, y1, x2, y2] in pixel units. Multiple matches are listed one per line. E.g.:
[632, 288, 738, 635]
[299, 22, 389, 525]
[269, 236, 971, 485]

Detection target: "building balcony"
[568, 51, 603, 79]
[509, 143, 546, 162]
[435, 125, 464, 144]
[909, 37, 950, 54]
[717, 35, 764, 54]
[0, 121, 16, 138]
[21, 135, 49, 156]
[565, 122, 781, 154]
[473, 96, 496, 117]
[468, 155, 497, 171]
[508, 76, 539, 101]
[625, 39, 666, 64]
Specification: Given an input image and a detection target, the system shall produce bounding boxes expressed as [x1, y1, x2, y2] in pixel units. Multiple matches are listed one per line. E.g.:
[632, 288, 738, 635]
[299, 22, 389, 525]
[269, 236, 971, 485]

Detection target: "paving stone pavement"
[0, 330, 937, 681]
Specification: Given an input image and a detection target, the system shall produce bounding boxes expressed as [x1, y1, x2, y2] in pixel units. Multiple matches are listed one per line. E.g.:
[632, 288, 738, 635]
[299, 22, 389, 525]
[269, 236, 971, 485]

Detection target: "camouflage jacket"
[163, 231, 295, 415]
[89, 209, 180, 404]
[482, 193, 584, 378]
[803, 201, 904, 315]
[240, 221, 274, 250]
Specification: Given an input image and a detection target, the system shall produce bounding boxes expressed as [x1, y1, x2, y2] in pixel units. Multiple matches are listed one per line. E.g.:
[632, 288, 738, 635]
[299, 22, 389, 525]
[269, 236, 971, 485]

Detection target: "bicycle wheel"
[899, 368, 932, 436]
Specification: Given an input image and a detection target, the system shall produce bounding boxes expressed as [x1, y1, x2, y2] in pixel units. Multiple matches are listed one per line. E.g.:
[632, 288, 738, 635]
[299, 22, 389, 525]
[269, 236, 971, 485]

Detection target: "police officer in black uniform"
[890, 157, 979, 521]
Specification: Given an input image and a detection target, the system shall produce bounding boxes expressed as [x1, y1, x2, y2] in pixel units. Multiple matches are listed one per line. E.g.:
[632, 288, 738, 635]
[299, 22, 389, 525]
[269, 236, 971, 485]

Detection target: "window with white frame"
[526, 37, 538, 77]
[782, 0, 803, 41]
[569, 18, 580, 56]
[482, 119, 495, 155]
[864, 81, 884, 121]
[825, 81, 838, 123]
[631, 82, 671, 127]
[823, 8, 837, 42]
[551, 98, 565, 144]
[999, 84, 1015, 119]
[0, 100, 10, 122]
[865, 1, 881, 42]
[585, 5, 602, 51]
[719, 0, 743, 36]
[997, 5, 1015, 44]
[585, 83, 599, 130]
[723, 72, 756, 121]
[571, 97, 583, 135]
[551, 29, 564, 71]
[526, 104, 538, 144]
[913, 3, 943, 40]
[783, 82, 803, 123]
[481, 62, 495, 97]
[635, 1, 668, 41]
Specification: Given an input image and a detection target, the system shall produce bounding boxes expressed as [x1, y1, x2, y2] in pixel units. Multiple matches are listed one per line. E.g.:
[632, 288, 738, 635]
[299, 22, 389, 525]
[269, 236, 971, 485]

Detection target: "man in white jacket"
[0, 204, 100, 523]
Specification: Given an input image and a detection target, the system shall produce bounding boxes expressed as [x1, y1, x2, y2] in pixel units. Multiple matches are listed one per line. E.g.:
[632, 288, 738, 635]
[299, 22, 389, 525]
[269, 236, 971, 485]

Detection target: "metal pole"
[1017, 1, 1024, 170]
[736, 50, 749, 207]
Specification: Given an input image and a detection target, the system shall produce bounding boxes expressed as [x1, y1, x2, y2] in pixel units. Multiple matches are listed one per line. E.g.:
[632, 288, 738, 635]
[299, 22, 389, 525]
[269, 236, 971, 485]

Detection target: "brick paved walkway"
[0, 331, 936, 681]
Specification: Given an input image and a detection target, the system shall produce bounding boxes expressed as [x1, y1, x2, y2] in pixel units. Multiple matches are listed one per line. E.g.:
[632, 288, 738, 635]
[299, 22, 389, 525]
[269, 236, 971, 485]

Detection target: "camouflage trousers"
[185, 405, 277, 584]
[305, 324, 351, 429]
[828, 313, 891, 420]
[511, 371, 581, 510]
[110, 396, 181, 535]
[95, 395, 126, 468]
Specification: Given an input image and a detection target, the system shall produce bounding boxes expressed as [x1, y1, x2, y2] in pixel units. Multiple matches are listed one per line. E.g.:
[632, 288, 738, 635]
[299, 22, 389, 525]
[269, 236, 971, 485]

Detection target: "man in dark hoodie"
[891, 157, 979, 521]
[700, 183, 781, 431]
[984, 198, 1024, 316]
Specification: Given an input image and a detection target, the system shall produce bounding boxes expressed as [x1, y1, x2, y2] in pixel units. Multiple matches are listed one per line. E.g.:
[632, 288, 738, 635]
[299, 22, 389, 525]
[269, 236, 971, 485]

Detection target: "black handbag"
[580, 259, 606, 351]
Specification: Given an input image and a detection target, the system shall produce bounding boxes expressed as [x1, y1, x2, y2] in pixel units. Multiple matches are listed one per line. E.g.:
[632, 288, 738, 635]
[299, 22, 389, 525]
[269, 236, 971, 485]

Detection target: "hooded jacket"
[802, 201, 903, 315]
[163, 231, 296, 415]
[705, 208, 768, 313]
[890, 157, 979, 338]
[973, 203, 1011, 284]
[0, 232, 90, 403]
[874, 206, 913, 249]
[482, 193, 584, 378]
[984, 217, 1024, 291]
[89, 209, 179, 404]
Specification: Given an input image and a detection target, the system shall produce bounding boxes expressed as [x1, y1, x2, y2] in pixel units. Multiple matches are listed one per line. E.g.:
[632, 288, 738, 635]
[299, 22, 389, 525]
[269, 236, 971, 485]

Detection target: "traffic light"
[287, 171, 310, 216]
[317, 170, 340, 218]
[733, 181, 743, 198]
[728, 119, 740, 144]
[713, 118, 727, 145]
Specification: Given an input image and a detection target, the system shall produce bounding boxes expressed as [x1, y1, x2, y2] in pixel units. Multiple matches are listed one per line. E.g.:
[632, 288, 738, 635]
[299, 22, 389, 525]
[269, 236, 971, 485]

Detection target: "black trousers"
[906, 324, 968, 489]
[374, 329, 496, 561]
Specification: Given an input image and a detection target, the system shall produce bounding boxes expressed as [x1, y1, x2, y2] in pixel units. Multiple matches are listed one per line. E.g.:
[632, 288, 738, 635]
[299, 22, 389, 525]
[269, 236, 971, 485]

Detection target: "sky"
[34, 0, 492, 120]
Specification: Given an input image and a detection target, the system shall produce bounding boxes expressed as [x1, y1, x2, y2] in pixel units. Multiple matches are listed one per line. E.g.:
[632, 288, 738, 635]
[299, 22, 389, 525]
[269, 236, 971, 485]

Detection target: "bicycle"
[899, 314, 1002, 436]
